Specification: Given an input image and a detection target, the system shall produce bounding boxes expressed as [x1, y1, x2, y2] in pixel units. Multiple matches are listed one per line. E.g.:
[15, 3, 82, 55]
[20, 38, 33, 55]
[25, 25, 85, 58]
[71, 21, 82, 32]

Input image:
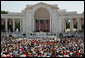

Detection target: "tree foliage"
[66, 22, 70, 29]
[1, 10, 8, 14]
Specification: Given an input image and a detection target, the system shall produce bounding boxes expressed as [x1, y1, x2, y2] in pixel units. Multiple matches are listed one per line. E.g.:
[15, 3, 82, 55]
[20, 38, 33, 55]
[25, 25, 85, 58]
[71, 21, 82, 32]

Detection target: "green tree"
[15, 23, 20, 31]
[66, 22, 70, 29]
[1, 10, 8, 14]
[82, 25, 84, 29]
[74, 24, 77, 28]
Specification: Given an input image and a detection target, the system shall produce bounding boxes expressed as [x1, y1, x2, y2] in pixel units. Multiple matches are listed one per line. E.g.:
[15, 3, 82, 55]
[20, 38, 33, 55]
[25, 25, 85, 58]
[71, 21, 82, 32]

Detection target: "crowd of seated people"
[1, 34, 84, 57]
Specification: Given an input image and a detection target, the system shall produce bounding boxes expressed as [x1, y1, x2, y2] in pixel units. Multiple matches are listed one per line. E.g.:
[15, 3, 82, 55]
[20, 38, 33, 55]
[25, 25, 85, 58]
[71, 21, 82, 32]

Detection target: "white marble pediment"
[26, 2, 59, 9]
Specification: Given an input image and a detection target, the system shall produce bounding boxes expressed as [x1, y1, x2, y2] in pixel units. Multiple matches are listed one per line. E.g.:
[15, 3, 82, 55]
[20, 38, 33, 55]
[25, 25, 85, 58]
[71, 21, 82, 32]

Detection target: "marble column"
[50, 17, 51, 33]
[5, 18, 8, 32]
[20, 19, 22, 32]
[32, 16, 34, 32]
[13, 19, 15, 32]
[70, 18, 73, 32]
[77, 18, 81, 31]
[63, 18, 66, 32]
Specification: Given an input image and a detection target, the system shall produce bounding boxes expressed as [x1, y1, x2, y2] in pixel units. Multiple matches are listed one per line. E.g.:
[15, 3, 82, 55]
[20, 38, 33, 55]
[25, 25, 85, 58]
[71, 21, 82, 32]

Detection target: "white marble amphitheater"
[1, 2, 84, 38]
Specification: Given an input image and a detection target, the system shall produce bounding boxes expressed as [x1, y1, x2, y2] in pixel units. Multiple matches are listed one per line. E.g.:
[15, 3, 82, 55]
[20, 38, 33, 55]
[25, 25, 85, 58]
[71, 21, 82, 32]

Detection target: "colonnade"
[63, 18, 84, 32]
[1, 18, 22, 32]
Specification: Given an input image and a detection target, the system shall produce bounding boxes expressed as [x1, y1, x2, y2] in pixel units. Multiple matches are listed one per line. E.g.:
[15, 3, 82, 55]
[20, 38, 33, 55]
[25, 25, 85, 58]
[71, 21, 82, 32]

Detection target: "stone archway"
[34, 8, 50, 32]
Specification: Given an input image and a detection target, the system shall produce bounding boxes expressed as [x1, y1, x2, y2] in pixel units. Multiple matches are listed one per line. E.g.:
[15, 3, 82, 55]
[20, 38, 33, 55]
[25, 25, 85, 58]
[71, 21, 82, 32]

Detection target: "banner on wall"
[81, 18, 84, 25]
[35, 20, 39, 31]
[73, 18, 77, 25]
[1, 19, 5, 25]
[8, 19, 13, 25]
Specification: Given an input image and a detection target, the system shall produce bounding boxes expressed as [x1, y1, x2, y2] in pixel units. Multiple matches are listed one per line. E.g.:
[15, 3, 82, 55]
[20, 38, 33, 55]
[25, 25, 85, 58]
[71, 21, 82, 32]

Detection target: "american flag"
[39, 20, 41, 31]
[35, 20, 38, 31]
[35, 20, 50, 32]
[8, 19, 13, 25]
[42, 20, 45, 31]
[1, 19, 5, 25]
[41, 20, 43, 31]
[44, 20, 47, 30]
[38, 20, 41, 31]
[46, 20, 48, 31]
[35, 20, 39, 31]
[48, 20, 50, 32]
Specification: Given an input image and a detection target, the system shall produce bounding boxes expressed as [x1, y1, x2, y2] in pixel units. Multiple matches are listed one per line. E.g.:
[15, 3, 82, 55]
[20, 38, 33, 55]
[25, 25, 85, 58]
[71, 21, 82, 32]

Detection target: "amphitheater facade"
[1, 2, 84, 38]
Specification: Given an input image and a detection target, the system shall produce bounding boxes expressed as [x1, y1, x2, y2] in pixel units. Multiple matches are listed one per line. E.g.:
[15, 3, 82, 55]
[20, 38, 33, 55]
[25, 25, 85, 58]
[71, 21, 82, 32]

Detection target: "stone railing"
[1, 32, 23, 38]
[28, 32, 59, 41]
[60, 32, 84, 38]
[30, 32, 57, 36]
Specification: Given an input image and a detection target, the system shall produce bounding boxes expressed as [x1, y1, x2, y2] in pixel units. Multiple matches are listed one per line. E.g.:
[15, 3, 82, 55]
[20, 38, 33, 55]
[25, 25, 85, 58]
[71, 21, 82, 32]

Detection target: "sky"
[1, 1, 84, 14]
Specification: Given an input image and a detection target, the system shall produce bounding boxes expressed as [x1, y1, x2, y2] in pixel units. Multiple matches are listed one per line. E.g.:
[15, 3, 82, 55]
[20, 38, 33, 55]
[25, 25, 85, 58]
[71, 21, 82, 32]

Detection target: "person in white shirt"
[64, 55, 69, 57]
[20, 54, 26, 57]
